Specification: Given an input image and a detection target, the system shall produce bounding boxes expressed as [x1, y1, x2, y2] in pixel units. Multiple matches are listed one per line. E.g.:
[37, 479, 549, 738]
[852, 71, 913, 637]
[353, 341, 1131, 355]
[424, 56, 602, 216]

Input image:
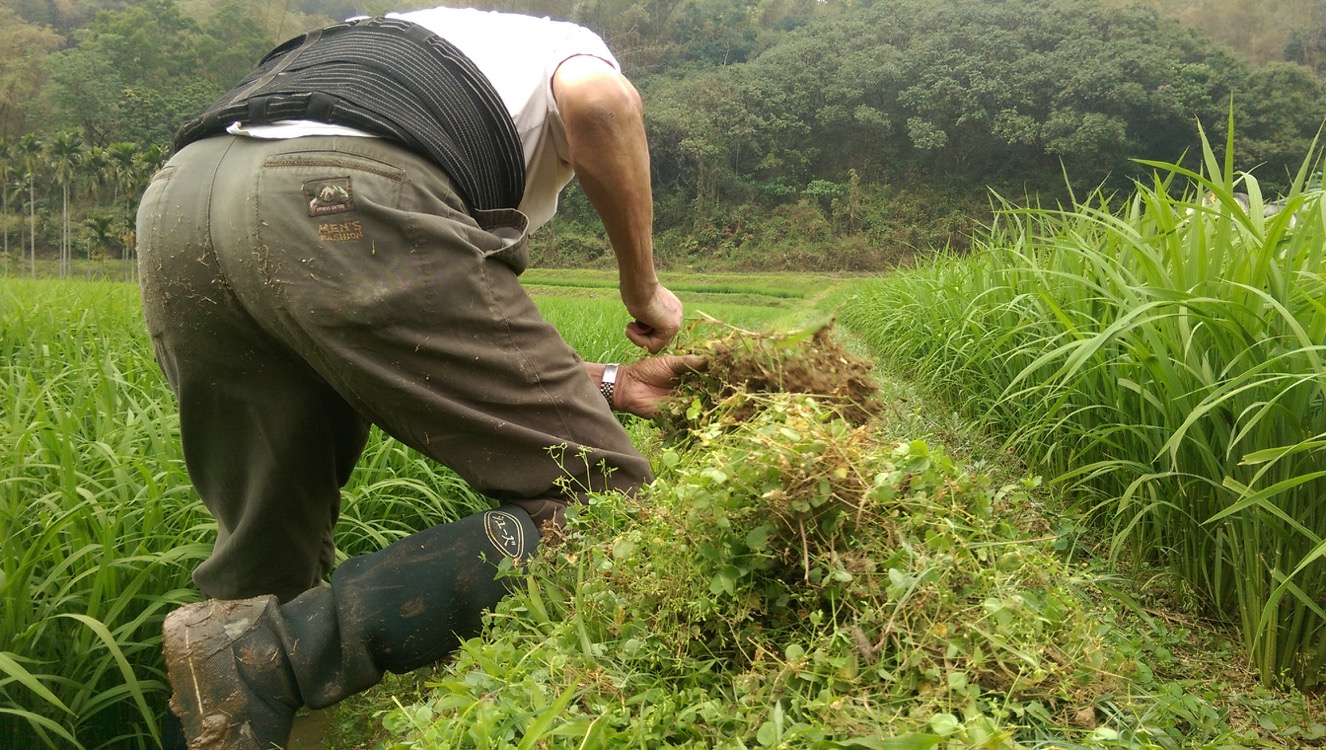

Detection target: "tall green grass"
[522, 275, 806, 299]
[840, 128, 1326, 687]
[0, 280, 201, 749]
[0, 275, 792, 747]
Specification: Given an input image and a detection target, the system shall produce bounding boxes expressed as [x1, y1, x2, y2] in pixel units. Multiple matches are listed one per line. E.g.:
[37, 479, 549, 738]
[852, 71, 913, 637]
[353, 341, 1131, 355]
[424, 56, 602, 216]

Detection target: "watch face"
[600, 365, 618, 404]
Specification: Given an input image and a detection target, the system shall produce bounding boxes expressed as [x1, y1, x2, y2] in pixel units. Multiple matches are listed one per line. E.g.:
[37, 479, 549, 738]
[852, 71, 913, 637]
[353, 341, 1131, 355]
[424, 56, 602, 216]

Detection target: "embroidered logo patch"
[317, 220, 363, 242]
[483, 510, 528, 560]
[304, 177, 353, 216]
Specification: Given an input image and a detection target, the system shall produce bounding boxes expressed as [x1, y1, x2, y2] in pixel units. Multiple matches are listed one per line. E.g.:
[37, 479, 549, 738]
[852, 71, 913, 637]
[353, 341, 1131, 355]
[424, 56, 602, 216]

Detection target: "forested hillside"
[2, 0, 1325, 272]
[1109, 0, 1326, 67]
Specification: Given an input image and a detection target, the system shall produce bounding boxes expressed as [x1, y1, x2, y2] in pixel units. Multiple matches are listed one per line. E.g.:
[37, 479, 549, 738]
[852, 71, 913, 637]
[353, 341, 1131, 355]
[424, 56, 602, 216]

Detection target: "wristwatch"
[600, 363, 619, 407]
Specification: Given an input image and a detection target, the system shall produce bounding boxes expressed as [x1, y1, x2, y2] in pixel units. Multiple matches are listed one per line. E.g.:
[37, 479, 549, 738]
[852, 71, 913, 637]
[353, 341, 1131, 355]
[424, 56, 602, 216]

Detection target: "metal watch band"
[600, 363, 619, 407]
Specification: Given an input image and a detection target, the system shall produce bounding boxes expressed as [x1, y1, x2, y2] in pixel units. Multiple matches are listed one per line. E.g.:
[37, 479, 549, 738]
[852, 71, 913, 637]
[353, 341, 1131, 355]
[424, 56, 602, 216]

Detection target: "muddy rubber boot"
[162, 596, 300, 750]
[163, 505, 539, 749]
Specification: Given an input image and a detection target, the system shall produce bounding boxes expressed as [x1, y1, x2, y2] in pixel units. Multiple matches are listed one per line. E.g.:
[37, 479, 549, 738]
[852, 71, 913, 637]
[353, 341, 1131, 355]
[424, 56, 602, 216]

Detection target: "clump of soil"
[656, 321, 880, 441]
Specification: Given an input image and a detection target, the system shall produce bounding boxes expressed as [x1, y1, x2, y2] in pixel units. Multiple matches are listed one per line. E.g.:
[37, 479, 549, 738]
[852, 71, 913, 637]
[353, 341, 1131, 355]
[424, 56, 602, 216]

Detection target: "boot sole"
[163, 596, 289, 750]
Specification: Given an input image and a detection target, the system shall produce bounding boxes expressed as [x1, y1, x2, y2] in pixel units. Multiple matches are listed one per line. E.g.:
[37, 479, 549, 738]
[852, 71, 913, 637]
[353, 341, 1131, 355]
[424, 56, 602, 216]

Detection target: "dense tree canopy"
[641, 0, 1284, 208]
[2, 0, 1324, 272]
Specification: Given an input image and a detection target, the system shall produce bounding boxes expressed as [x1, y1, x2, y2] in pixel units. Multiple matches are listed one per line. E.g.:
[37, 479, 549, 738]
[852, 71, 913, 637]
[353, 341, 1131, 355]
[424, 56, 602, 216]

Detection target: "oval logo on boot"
[483, 510, 527, 560]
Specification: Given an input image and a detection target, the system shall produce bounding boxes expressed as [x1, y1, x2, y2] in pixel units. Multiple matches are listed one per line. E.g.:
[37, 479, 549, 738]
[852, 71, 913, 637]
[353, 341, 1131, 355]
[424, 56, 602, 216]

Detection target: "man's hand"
[624, 283, 683, 353]
[591, 355, 705, 419]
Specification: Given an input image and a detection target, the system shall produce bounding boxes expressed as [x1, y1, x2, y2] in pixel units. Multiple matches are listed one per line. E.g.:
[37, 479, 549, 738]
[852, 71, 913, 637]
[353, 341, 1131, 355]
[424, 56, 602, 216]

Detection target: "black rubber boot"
[162, 596, 300, 750]
[163, 505, 539, 749]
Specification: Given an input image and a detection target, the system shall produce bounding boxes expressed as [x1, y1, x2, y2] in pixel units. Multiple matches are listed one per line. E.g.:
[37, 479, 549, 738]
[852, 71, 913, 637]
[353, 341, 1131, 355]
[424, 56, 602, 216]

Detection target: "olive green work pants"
[137, 135, 649, 602]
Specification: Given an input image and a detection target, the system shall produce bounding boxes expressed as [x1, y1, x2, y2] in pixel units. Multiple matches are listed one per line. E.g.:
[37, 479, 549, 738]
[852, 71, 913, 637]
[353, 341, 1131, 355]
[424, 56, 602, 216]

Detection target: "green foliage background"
[4, 0, 1326, 272]
[3, 0, 1326, 746]
[839, 130, 1326, 691]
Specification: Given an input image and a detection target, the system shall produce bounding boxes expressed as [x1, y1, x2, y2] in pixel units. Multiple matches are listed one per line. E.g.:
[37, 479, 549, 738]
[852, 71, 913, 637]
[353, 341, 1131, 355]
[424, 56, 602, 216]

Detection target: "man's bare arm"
[553, 55, 682, 353]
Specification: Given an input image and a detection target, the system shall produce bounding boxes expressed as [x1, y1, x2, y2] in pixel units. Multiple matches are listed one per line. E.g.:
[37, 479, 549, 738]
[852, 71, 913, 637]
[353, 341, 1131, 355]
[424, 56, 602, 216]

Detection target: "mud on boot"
[162, 506, 539, 749]
[163, 596, 301, 750]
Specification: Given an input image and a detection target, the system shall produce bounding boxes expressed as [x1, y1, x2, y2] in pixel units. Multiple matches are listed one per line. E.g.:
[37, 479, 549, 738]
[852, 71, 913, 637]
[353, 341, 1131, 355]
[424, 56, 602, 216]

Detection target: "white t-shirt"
[228, 8, 620, 229]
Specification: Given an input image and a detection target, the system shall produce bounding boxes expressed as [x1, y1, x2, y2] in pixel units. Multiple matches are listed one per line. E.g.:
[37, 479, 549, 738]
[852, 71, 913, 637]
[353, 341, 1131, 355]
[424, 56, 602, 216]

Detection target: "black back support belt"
[175, 16, 526, 212]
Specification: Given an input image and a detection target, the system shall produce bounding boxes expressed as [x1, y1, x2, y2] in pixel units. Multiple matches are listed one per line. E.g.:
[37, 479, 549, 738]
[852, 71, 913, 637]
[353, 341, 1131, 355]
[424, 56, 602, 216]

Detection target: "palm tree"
[81, 146, 111, 206]
[0, 137, 10, 276]
[106, 143, 138, 207]
[116, 213, 137, 282]
[5, 175, 25, 271]
[131, 144, 168, 198]
[82, 214, 116, 277]
[16, 134, 43, 277]
[47, 131, 84, 278]
[12, 168, 36, 277]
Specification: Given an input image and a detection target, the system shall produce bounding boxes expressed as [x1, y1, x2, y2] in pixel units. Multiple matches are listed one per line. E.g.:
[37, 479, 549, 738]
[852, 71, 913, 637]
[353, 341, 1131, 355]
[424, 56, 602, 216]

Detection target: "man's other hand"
[614, 354, 705, 418]
[624, 283, 683, 353]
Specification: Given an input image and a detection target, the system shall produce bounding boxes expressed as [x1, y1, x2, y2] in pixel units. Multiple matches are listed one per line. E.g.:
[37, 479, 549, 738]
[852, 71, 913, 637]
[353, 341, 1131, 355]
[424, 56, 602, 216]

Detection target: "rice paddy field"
[0, 269, 829, 749]
[839, 140, 1326, 693]
[3, 142, 1326, 749]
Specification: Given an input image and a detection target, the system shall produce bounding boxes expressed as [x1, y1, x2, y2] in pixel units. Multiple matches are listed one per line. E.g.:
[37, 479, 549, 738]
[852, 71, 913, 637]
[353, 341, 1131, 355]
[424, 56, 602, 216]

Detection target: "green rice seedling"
[521, 268, 845, 299]
[839, 123, 1326, 688]
[0, 275, 796, 747]
[533, 295, 795, 363]
[1, 279, 206, 749]
[521, 275, 806, 299]
[0, 281, 491, 747]
[336, 437, 493, 556]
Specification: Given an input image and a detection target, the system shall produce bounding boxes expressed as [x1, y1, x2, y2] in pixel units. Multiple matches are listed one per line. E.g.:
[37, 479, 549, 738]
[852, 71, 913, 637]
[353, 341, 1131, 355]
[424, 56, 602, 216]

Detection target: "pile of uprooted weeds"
[655, 321, 882, 442]
[375, 324, 1289, 750]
